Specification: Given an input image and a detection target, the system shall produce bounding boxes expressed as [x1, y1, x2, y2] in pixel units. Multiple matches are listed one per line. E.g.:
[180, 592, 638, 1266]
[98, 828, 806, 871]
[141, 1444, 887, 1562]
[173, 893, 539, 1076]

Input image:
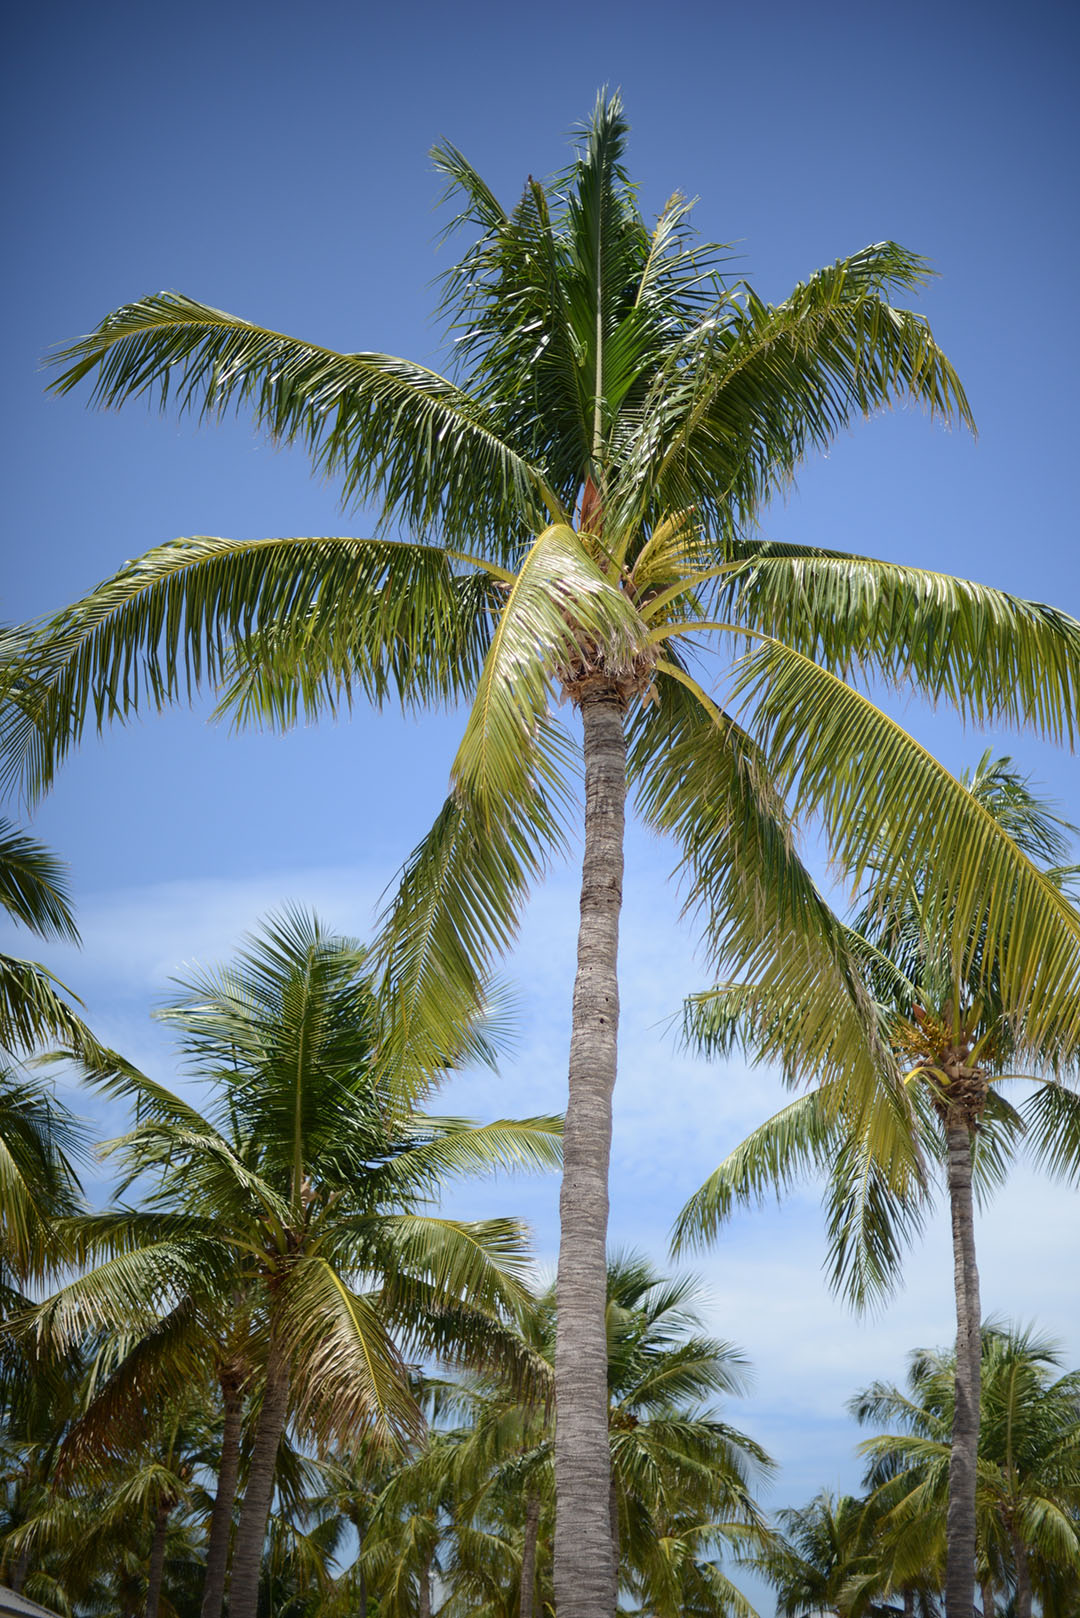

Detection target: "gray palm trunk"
[418, 1545, 432, 1618]
[945, 1118, 981, 1618]
[199, 1368, 246, 1618]
[226, 1331, 291, 1618]
[553, 686, 626, 1618]
[145, 1496, 172, 1618]
[1010, 1531, 1032, 1618]
[520, 1489, 541, 1618]
[980, 1578, 995, 1617]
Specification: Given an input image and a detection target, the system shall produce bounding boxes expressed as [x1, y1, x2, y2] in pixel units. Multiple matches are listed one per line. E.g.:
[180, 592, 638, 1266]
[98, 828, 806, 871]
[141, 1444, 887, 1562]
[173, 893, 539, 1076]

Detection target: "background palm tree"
[19, 94, 1080, 1618]
[31, 908, 561, 1618]
[674, 755, 1080, 1612]
[854, 1324, 1080, 1618]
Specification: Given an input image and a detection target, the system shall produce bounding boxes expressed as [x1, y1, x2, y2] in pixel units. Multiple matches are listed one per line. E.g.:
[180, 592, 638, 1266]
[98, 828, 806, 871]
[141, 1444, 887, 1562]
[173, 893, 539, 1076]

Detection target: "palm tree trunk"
[609, 1475, 620, 1591]
[227, 1331, 291, 1618]
[554, 685, 625, 1618]
[520, 1488, 541, 1618]
[200, 1369, 246, 1618]
[945, 1117, 981, 1618]
[145, 1497, 172, 1618]
[1011, 1532, 1032, 1618]
[418, 1544, 432, 1618]
[980, 1579, 994, 1617]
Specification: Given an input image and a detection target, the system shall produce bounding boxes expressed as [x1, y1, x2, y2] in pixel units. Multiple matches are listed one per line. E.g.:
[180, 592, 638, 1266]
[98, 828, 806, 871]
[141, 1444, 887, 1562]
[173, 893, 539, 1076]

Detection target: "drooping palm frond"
[48, 295, 560, 551]
[733, 636, 1080, 1062]
[372, 784, 565, 1096]
[12, 535, 510, 799]
[276, 1257, 419, 1449]
[383, 1115, 563, 1189]
[0, 955, 90, 1057]
[0, 821, 78, 941]
[630, 668, 916, 1177]
[724, 549, 1080, 744]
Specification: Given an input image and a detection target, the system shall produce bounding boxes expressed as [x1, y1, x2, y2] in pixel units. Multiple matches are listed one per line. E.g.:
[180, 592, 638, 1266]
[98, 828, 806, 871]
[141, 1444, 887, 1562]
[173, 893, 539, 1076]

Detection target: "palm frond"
[0, 821, 78, 940]
[14, 535, 504, 798]
[726, 550, 1080, 745]
[49, 294, 558, 548]
[733, 636, 1080, 1062]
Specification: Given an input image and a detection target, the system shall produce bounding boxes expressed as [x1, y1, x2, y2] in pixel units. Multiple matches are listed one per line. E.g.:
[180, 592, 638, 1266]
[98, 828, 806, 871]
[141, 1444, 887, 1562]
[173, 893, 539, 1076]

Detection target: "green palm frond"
[49, 293, 559, 548]
[0, 820, 78, 940]
[13, 535, 509, 798]
[1019, 1080, 1080, 1184]
[616, 239, 972, 535]
[734, 636, 1080, 1060]
[631, 669, 914, 1174]
[0, 953, 89, 1055]
[452, 523, 646, 813]
[726, 551, 1080, 745]
[671, 1089, 840, 1254]
[373, 787, 564, 1095]
[388, 1115, 563, 1186]
[277, 1258, 419, 1448]
[30, 1233, 229, 1350]
[376, 1213, 532, 1317]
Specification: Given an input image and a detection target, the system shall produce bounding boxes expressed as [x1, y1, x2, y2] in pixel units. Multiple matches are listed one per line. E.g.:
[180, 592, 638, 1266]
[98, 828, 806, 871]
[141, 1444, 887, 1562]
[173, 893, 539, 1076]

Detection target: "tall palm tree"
[31, 908, 561, 1618]
[18, 94, 1080, 1616]
[674, 757, 1080, 1617]
[854, 1325, 1080, 1618]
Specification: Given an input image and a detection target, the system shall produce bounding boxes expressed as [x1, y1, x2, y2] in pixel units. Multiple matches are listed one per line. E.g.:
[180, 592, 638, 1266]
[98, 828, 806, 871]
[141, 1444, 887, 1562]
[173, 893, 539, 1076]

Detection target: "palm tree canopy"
[674, 755, 1080, 1306]
[34, 909, 562, 1448]
[20, 95, 1080, 1167]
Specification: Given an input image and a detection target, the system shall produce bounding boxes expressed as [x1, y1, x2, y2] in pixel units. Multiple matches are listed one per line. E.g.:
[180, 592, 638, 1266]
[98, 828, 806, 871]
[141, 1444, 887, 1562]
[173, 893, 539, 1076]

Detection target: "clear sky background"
[4, 0, 1079, 1607]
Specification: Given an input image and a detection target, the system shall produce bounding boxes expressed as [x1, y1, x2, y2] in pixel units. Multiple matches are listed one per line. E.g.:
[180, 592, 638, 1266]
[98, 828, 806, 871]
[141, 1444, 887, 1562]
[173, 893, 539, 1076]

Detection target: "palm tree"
[744, 1490, 882, 1617]
[441, 1253, 771, 1616]
[674, 755, 1080, 1614]
[31, 908, 561, 1618]
[19, 94, 1080, 1616]
[854, 1325, 1080, 1618]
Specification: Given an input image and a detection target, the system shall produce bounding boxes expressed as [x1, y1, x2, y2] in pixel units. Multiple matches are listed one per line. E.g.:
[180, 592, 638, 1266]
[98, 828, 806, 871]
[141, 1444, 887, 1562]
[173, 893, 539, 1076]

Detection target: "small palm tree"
[674, 756, 1080, 1614]
[439, 1253, 771, 1616]
[31, 908, 561, 1618]
[21, 95, 1080, 1617]
[854, 1324, 1080, 1618]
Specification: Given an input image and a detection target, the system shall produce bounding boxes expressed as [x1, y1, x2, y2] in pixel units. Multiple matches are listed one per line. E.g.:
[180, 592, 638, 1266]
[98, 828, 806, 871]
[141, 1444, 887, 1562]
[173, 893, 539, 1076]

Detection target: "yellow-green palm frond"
[733, 637, 1080, 1063]
[276, 1257, 420, 1450]
[630, 668, 916, 1179]
[452, 523, 648, 814]
[13, 535, 505, 799]
[48, 293, 558, 550]
[726, 550, 1080, 743]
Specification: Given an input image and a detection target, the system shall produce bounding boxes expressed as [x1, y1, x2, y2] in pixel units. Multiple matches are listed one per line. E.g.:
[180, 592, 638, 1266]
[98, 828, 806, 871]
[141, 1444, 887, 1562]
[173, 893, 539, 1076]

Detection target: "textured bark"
[10, 1545, 28, 1595]
[609, 1475, 620, 1590]
[1011, 1532, 1032, 1618]
[227, 1333, 291, 1618]
[980, 1580, 995, 1618]
[903, 1592, 914, 1618]
[945, 1119, 981, 1618]
[553, 687, 626, 1618]
[145, 1497, 172, 1618]
[520, 1489, 541, 1618]
[199, 1370, 245, 1618]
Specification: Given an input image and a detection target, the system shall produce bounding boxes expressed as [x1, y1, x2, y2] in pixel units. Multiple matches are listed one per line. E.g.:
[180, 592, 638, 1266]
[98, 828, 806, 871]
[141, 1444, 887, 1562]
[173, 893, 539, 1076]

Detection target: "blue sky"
[5, 0, 1080, 1605]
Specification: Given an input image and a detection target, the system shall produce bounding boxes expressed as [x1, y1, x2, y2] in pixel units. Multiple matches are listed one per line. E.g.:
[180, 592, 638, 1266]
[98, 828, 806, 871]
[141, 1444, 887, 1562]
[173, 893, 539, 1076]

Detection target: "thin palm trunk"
[945, 1118, 981, 1618]
[554, 686, 626, 1618]
[520, 1488, 541, 1618]
[227, 1331, 291, 1618]
[199, 1369, 246, 1618]
[145, 1497, 172, 1618]
[418, 1544, 432, 1618]
[980, 1579, 995, 1617]
[1010, 1531, 1032, 1618]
